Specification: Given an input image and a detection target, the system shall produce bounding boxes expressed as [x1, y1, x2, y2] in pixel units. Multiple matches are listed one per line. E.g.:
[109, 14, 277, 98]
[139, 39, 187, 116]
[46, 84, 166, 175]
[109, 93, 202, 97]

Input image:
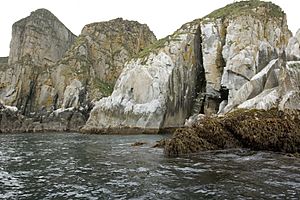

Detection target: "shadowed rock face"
[0, 104, 87, 133]
[83, 1, 293, 134]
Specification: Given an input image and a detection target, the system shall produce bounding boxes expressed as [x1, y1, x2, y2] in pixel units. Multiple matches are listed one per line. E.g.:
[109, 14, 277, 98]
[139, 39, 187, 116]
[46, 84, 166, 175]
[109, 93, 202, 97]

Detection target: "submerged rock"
[131, 141, 147, 147]
[165, 109, 300, 156]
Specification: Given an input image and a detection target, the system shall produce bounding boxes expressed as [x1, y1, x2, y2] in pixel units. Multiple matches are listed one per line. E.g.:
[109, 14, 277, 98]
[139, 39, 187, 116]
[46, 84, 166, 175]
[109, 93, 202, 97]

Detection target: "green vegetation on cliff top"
[205, 0, 284, 20]
[135, 0, 284, 61]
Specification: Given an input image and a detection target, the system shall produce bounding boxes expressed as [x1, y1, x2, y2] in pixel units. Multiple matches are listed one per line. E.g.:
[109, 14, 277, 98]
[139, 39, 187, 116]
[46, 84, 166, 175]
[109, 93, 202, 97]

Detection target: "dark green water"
[0, 133, 299, 199]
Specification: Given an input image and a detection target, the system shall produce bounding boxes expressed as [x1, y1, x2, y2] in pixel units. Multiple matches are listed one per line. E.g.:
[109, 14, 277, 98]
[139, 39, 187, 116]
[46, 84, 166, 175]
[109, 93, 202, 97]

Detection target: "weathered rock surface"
[0, 10, 156, 132]
[0, 104, 87, 133]
[287, 37, 300, 61]
[83, 1, 292, 133]
[8, 9, 76, 66]
[82, 20, 202, 133]
[0, 57, 8, 68]
[52, 18, 156, 110]
[0, 8, 77, 114]
[165, 109, 300, 156]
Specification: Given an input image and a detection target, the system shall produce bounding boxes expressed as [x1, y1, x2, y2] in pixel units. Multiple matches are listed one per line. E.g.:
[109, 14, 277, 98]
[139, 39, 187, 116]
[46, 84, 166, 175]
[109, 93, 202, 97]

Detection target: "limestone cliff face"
[235, 60, 300, 111]
[83, 22, 201, 133]
[0, 11, 156, 117]
[83, 1, 293, 133]
[51, 18, 156, 110]
[8, 9, 76, 66]
[201, 2, 291, 114]
[286, 29, 300, 61]
[0, 9, 76, 114]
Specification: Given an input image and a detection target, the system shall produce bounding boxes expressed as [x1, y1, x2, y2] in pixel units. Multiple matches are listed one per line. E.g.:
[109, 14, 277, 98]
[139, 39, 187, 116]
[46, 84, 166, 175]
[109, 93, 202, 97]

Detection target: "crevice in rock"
[21, 78, 37, 116]
[191, 25, 206, 115]
[52, 93, 58, 110]
[220, 85, 229, 101]
[214, 19, 228, 112]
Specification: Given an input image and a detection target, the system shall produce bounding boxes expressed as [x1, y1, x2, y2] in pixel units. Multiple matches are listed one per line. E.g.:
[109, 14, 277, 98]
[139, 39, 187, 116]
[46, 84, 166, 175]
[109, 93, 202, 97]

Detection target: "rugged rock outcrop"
[0, 8, 77, 114]
[51, 18, 156, 110]
[82, 20, 202, 133]
[165, 108, 300, 156]
[0, 9, 156, 132]
[83, 1, 292, 134]
[233, 61, 300, 111]
[0, 103, 87, 133]
[8, 9, 76, 66]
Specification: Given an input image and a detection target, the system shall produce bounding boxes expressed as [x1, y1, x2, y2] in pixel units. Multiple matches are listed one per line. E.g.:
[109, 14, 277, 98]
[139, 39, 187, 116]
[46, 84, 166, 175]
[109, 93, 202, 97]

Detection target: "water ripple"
[0, 133, 299, 199]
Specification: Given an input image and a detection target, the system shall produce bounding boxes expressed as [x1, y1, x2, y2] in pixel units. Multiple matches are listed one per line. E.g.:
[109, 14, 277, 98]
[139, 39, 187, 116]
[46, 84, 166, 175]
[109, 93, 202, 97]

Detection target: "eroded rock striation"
[83, 1, 295, 134]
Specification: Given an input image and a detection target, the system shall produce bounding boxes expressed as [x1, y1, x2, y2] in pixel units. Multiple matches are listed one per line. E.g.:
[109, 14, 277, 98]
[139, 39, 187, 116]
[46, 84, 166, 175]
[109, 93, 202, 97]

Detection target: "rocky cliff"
[83, 0, 294, 133]
[0, 10, 156, 110]
[1, 1, 299, 136]
[83, 20, 202, 133]
[51, 18, 156, 110]
[8, 9, 76, 66]
[0, 9, 77, 114]
[0, 9, 156, 132]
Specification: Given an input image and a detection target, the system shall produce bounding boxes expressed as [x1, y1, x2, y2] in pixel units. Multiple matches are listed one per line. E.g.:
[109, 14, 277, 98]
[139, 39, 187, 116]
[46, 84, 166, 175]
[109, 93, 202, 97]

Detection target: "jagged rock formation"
[0, 9, 156, 114]
[0, 103, 86, 133]
[286, 29, 300, 61]
[51, 18, 156, 110]
[83, 21, 202, 133]
[83, 1, 293, 133]
[0, 9, 156, 132]
[226, 60, 300, 112]
[1, 1, 299, 137]
[0, 9, 77, 114]
[8, 9, 76, 66]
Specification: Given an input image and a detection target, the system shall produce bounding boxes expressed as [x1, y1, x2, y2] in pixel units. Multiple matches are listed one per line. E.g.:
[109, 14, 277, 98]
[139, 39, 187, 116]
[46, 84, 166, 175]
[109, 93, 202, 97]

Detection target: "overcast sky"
[0, 0, 299, 56]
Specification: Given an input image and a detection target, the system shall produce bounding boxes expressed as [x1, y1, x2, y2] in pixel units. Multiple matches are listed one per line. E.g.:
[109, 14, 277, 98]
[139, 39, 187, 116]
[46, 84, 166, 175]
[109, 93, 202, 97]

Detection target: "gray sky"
[0, 0, 299, 56]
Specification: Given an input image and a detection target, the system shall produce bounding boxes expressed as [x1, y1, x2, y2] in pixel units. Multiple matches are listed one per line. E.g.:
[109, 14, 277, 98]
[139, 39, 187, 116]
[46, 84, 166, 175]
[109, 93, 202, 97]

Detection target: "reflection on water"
[0, 133, 299, 199]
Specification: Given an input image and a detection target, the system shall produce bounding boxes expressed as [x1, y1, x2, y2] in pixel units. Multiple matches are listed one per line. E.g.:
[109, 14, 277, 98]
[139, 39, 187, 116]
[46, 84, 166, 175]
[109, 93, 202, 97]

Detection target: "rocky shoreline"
[164, 108, 300, 156]
[0, 105, 87, 133]
[1, 1, 300, 157]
